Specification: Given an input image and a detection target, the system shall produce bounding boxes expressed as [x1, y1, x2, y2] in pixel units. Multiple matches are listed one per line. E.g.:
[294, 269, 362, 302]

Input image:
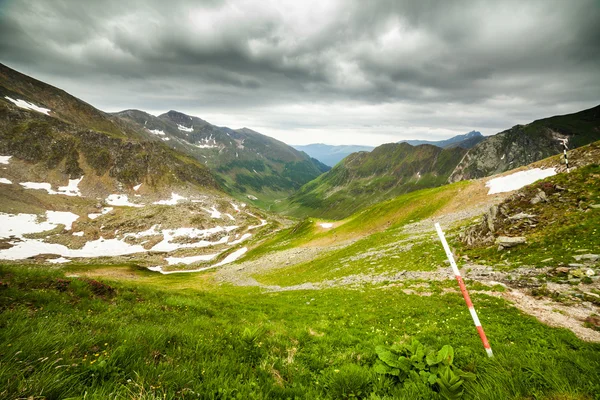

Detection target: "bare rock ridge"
[448, 105, 600, 182]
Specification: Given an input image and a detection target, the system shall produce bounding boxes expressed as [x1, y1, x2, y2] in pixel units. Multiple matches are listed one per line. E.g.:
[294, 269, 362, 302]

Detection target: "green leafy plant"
[374, 340, 475, 399]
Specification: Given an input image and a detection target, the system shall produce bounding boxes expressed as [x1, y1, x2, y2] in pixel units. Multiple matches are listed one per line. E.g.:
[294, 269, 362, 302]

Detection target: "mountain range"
[287, 107, 600, 219]
[0, 63, 328, 208]
[114, 109, 329, 204]
[294, 131, 483, 167]
[398, 130, 484, 149]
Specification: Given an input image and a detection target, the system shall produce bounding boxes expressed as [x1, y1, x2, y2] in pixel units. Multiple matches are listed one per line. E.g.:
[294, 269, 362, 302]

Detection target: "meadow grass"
[1, 264, 599, 399]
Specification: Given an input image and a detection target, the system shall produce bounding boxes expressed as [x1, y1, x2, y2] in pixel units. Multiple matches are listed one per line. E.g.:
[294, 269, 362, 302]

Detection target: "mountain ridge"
[449, 105, 600, 182]
[114, 109, 330, 205]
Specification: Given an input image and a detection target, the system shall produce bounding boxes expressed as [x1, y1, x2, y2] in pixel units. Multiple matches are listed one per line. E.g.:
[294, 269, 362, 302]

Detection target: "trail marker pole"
[558, 138, 569, 170]
[435, 223, 494, 358]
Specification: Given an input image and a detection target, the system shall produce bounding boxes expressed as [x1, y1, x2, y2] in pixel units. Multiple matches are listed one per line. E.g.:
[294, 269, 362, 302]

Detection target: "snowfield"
[486, 168, 557, 195]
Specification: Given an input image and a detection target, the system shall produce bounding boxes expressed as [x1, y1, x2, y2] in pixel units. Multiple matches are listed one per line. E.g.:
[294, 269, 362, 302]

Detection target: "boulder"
[530, 189, 548, 205]
[496, 236, 526, 250]
[573, 254, 599, 262]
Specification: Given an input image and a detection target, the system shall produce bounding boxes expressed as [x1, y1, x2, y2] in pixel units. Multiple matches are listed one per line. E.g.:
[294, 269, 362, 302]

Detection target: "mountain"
[0, 63, 274, 273]
[292, 143, 375, 167]
[0, 64, 219, 200]
[399, 131, 484, 149]
[286, 142, 467, 219]
[292, 133, 482, 168]
[114, 110, 330, 204]
[448, 106, 600, 182]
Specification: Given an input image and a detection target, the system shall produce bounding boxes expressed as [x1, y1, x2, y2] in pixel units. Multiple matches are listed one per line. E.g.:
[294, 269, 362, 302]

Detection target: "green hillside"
[287, 143, 467, 219]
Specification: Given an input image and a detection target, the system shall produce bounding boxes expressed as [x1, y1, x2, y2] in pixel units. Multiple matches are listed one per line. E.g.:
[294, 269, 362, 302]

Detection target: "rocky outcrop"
[448, 105, 600, 183]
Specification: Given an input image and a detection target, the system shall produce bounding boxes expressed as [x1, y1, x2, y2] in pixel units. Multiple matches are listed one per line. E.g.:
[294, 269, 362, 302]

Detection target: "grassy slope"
[1, 264, 599, 399]
[286, 143, 467, 220]
[2, 148, 600, 398]
[247, 181, 470, 284]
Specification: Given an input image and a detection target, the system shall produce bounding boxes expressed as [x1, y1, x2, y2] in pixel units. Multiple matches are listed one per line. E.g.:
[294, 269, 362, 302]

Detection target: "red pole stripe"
[435, 223, 494, 357]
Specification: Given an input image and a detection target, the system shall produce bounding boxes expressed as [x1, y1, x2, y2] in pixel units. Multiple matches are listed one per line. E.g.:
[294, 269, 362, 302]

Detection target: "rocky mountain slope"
[0, 74, 220, 202]
[292, 143, 375, 167]
[400, 130, 484, 149]
[114, 109, 329, 204]
[287, 142, 467, 219]
[0, 65, 278, 271]
[449, 105, 600, 182]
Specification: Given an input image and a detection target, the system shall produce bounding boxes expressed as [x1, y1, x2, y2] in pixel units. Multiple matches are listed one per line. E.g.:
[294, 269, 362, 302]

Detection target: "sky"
[1, 0, 599, 146]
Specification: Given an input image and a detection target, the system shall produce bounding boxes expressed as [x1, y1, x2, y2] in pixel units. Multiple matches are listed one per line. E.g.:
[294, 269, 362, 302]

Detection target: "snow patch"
[88, 207, 113, 220]
[106, 194, 144, 207]
[148, 129, 166, 136]
[0, 211, 78, 238]
[319, 223, 333, 229]
[177, 124, 193, 132]
[46, 211, 79, 230]
[165, 253, 219, 265]
[248, 219, 267, 230]
[73, 231, 84, 237]
[247, 194, 258, 200]
[48, 257, 71, 264]
[225, 213, 235, 221]
[230, 202, 240, 212]
[214, 247, 247, 267]
[133, 183, 142, 191]
[229, 233, 251, 245]
[5, 96, 51, 115]
[153, 193, 186, 205]
[57, 176, 83, 196]
[486, 168, 557, 195]
[20, 176, 83, 197]
[124, 224, 238, 253]
[0, 178, 12, 184]
[0, 156, 11, 164]
[203, 206, 222, 219]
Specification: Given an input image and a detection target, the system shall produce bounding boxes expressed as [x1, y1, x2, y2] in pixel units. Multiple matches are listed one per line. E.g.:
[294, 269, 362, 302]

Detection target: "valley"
[1, 64, 600, 399]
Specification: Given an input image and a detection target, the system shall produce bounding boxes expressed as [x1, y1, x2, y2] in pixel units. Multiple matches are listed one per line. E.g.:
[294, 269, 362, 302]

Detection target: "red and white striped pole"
[435, 223, 494, 358]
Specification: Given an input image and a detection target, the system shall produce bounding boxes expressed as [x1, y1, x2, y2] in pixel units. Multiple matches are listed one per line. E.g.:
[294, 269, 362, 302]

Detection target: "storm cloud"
[1, 0, 599, 145]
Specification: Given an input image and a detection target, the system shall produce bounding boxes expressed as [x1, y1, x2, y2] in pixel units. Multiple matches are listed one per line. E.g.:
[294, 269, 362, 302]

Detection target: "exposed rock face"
[448, 105, 600, 183]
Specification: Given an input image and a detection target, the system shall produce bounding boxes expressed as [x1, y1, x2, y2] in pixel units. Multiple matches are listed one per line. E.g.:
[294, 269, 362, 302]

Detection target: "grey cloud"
[0, 0, 598, 144]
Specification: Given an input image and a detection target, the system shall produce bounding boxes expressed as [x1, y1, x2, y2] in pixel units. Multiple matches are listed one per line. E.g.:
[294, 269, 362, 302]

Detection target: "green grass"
[246, 181, 469, 262]
[1, 264, 599, 399]
[255, 232, 444, 286]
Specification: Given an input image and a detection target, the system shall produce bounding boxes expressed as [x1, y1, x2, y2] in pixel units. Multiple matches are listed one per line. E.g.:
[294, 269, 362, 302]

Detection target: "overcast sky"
[1, 0, 599, 145]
